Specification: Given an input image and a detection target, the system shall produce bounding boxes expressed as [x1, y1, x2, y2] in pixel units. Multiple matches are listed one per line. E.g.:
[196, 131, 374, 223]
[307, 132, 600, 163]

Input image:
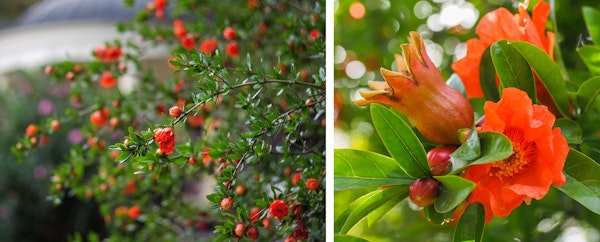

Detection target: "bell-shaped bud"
[427, 146, 457, 175]
[354, 32, 474, 144]
[409, 178, 440, 207]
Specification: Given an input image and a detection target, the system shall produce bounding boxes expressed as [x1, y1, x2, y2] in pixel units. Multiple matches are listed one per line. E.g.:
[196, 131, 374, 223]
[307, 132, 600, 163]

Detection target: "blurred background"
[0, 0, 170, 241]
[334, 0, 600, 241]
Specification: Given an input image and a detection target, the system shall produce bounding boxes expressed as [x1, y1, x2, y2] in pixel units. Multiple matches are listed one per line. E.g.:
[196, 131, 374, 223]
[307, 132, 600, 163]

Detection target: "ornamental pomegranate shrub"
[11, 0, 325, 241]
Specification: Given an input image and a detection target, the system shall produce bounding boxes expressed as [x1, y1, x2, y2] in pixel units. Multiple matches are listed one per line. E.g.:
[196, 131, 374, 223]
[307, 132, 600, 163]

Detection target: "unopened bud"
[427, 146, 456, 175]
[409, 178, 440, 207]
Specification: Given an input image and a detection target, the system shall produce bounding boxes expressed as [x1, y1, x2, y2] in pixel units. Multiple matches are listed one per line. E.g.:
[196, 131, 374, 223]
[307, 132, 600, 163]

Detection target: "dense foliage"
[8, 0, 325, 241]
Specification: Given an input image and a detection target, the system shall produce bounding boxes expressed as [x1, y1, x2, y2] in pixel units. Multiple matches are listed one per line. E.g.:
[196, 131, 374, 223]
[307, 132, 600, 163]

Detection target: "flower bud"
[427, 146, 456, 175]
[353, 32, 473, 144]
[220, 197, 233, 210]
[234, 223, 246, 237]
[247, 226, 259, 241]
[409, 178, 440, 207]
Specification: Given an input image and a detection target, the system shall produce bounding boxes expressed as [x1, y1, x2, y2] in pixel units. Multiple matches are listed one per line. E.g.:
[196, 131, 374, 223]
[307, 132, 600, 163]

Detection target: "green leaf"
[453, 202, 485, 242]
[450, 132, 513, 174]
[452, 126, 480, 161]
[577, 76, 600, 111]
[334, 234, 370, 242]
[334, 185, 409, 234]
[115, 152, 131, 163]
[479, 48, 500, 102]
[555, 149, 600, 214]
[366, 189, 404, 227]
[491, 41, 536, 102]
[578, 46, 600, 76]
[434, 175, 475, 213]
[583, 6, 600, 46]
[334, 149, 413, 191]
[508, 41, 570, 117]
[370, 104, 430, 178]
[553, 118, 583, 144]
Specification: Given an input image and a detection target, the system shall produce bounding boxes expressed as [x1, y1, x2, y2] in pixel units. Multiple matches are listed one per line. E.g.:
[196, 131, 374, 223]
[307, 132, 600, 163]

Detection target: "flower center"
[490, 128, 536, 180]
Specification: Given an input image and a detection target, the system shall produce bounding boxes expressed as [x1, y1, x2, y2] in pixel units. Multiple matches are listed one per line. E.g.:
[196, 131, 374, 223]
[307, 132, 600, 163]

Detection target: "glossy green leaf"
[508, 41, 570, 117]
[366, 189, 405, 227]
[370, 104, 430, 178]
[334, 149, 413, 191]
[555, 149, 600, 214]
[452, 126, 480, 161]
[491, 41, 536, 102]
[450, 132, 513, 174]
[434, 175, 476, 213]
[479, 48, 500, 102]
[577, 76, 600, 111]
[583, 6, 600, 46]
[578, 46, 600, 76]
[453, 202, 485, 242]
[554, 118, 583, 144]
[334, 185, 409, 234]
[334, 234, 370, 242]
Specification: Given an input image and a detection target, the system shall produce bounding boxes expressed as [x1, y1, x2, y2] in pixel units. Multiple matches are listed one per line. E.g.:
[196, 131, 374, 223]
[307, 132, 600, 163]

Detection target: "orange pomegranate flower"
[154, 127, 175, 155]
[458, 88, 568, 223]
[354, 32, 473, 145]
[452, 0, 555, 99]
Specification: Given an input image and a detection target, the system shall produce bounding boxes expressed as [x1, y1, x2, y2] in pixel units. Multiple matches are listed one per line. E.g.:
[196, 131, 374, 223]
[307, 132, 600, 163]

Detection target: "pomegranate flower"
[354, 32, 473, 144]
[199, 38, 219, 55]
[457, 88, 568, 223]
[451, 0, 557, 113]
[269, 199, 289, 220]
[154, 127, 175, 155]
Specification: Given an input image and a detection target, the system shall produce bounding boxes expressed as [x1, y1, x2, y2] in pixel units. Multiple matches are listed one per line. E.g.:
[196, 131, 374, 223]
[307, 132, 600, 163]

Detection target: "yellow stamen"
[490, 128, 535, 180]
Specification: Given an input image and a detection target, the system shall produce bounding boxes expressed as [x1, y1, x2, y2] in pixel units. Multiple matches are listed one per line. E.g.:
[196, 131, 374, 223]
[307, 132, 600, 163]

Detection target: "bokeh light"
[349, 2, 366, 19]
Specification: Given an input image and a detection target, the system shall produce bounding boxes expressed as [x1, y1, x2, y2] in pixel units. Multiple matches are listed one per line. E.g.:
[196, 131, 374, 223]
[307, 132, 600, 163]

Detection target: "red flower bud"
[25, 124, 38, 137]
[306, 178, 320, 191]
[169, 106, 182, 118]
[128, 205, 141, 220]
[220, 197, 233, 210]
[50, 120, 61, 131]
[427, 146, 456, 176]
[223, 27, 237, 40]
[247, 226, 259, 241]
[354, 32, 473, 144]
[234, 223, 246, 237]
[409, 178, 440, 207]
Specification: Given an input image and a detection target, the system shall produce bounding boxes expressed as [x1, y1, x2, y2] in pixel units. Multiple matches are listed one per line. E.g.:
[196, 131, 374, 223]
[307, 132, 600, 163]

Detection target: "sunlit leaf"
[370, 104, 430, 178]
[583, 6, 600, 46]
[334, 234, 370, 242]
[334, 185, 409, 234]
[578, 46, 600, 76]
[334, 149, 413, 191]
